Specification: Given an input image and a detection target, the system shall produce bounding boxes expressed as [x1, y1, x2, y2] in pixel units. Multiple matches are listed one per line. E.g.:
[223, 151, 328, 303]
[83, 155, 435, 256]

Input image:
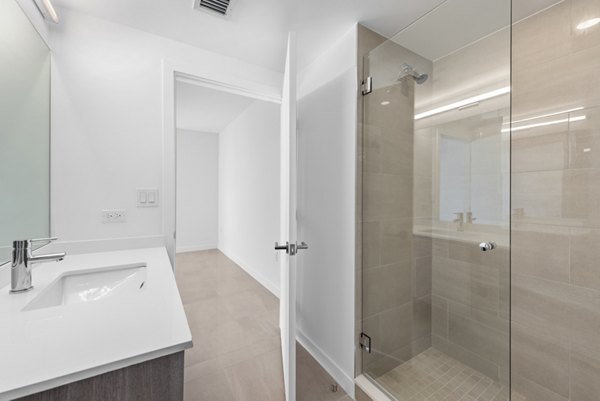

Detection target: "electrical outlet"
[102, 209, 127, 223]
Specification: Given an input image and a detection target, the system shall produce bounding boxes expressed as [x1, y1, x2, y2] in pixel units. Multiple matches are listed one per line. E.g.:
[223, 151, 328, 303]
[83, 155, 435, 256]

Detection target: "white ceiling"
[391, 0, 563, 61]
[175, 81, 255, 133]
[51, 0, 448, 72]
[391, 0, 510, 61]
[51, 0, 563, 72]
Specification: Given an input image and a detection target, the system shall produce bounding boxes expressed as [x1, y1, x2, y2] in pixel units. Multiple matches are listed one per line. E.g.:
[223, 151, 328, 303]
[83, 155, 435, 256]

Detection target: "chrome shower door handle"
[479, 242, 496, 252]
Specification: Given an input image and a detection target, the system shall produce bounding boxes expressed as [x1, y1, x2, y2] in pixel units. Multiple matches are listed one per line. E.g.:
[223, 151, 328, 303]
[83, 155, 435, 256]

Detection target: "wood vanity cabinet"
[15, 352, 184, 401]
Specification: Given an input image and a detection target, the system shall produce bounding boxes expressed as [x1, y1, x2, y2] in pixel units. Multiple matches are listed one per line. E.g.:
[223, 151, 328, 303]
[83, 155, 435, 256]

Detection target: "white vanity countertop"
[0, 247, 192, 400]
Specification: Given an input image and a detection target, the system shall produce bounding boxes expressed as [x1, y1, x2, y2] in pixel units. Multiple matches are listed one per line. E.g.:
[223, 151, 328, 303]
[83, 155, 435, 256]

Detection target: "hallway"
[175, 250, 352, 401]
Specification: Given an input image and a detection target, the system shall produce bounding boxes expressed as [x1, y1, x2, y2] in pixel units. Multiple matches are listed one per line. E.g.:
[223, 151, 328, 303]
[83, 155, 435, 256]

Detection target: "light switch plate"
[102, 209, 127, 223]
[137, 189, 159, 207]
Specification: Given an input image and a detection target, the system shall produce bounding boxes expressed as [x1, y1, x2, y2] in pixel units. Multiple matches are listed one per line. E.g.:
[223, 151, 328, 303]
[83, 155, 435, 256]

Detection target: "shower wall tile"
[447, 240, 508, 269]
[511, 129, 569, 173]
[430, 236, 509, 381]
[378, 303, 413, 354]
[511, 224, 571, 282]
[413, 235, 432, 259]
[569, 130, 600, 170]
[413, 175, 433, 219]
[511, 274, 572, 341]
[513, 40, 600, 116]
[511, 374, 569, 401]
[362, 125, 383, 174]
[469, 263, 500, 313]
[362, 262, 412, 316]
[512, 169, 600, 228]
[359, 34, 435, 379]
[380, 218, 412, 265]
[432, 256, 472, 306]
[431, 295, 448, 338]
[512, 1, 572, 73]
[448, 299, 508, 334]
[570, 0, 600, 51]
[511, 323, 570, 398]
[511, 170, 565, 222]
[570, 228, 600, 291]
[569, 284, 600, 352]
[413, 255, 432, 298]
[362, 172, 413, 220]
[412, 295, 431, 340]
[563, 168, 600, 222]
[570, 344, 600, 401]
[361, 221, 381, 270]
[448, 313, 508, 368]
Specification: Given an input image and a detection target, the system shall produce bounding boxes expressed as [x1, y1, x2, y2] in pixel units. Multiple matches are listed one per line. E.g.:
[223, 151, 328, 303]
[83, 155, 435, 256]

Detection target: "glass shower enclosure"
[359, 0, 511, 399]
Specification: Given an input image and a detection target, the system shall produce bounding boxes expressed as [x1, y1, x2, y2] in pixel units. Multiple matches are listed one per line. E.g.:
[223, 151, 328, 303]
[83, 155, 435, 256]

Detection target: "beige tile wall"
[511, 0, 600, 400]
[361, 76, 424, 377]
[359, 31, 434, 379]
[420, 19, 511, 389]
[430, 238, 510, 384]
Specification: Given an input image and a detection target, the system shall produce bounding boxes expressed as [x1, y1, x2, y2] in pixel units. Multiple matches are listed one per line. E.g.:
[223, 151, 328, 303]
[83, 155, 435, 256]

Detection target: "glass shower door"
[359, 1, 511, 399]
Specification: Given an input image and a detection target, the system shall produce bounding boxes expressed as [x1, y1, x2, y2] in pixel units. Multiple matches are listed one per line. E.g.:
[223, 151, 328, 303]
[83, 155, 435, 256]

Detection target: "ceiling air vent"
[194, 0, 232, 17]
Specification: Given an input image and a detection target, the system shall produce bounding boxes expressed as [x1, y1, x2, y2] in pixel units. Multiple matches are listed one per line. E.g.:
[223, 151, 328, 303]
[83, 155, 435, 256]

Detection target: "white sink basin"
[23, 263, 147, 311]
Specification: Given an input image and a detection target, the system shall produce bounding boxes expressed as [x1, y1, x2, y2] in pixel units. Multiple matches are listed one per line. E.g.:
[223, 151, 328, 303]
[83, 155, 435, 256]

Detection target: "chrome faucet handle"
[10, 237, 65, 294]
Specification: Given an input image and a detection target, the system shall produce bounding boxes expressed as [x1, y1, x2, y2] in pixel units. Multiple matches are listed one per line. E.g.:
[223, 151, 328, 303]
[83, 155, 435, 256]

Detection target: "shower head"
[398, 64, 428, 85]
[413, 72, 429, 85]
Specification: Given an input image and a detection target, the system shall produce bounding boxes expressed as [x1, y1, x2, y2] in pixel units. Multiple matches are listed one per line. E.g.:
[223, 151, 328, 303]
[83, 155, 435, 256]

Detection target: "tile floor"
[375, 349, 510, 401]
[175, 249, 352, 401]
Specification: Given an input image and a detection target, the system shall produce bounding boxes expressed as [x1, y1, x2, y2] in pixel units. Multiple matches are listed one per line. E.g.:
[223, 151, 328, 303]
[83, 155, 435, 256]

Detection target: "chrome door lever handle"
[274, 241, 308, 256]
[274, 242, 290, 253]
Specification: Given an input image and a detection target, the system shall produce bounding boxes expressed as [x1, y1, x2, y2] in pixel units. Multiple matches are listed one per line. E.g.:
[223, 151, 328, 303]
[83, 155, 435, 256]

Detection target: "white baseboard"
[296, 330, 355, 399]
[176, 244, 217, 253]
[217, 247, 280, 298]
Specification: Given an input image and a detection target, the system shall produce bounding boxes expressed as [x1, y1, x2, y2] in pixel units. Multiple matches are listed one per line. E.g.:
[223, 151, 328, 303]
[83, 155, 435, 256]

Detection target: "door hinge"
[359, 332, 372, 353]
[361, 76, 372, 95]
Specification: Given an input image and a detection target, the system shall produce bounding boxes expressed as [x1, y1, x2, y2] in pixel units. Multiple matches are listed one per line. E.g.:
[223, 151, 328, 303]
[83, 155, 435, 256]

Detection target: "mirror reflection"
[0, 0, 51, 264]
[437, 109, 510, 226]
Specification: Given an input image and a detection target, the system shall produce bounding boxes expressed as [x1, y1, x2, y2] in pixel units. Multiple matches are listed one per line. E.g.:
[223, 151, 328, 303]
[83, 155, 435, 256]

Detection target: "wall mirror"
[437, 108, 510, 226]
[0, 0, 51, 264]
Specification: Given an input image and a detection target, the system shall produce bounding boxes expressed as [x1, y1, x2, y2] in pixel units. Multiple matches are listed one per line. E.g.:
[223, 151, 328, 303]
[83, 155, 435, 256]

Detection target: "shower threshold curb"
[355, 374, 394, 401]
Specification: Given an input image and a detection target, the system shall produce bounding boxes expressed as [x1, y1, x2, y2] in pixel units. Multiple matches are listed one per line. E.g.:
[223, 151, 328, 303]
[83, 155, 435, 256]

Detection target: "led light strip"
[34, 0, 59, 24]
[509, 107, 584, 124]
[414, 86, 510, 120]
[502, 115, 586, 133]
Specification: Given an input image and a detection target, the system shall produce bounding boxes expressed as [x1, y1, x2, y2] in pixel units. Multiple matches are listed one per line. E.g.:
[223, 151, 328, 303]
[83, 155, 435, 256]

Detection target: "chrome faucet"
[466, 212, 477, 224]
[10, 238, 66, 294]
[453, 212, 465, 231]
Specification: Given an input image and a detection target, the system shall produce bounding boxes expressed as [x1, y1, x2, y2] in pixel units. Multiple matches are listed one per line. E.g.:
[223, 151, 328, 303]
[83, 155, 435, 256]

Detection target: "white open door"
[276, 32, 304, 401]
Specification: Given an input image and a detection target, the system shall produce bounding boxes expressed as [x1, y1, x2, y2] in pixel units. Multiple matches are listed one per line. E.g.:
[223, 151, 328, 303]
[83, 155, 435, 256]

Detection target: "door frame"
[161, 58, 281, 266]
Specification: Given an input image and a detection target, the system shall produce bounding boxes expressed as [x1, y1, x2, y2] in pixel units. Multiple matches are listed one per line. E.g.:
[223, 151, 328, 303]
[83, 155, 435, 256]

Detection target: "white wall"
[296, 25, 357, 396]
[218, 100, 281, 295]
[176, 130, 219, 253]
[48, 9, 282, 251]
